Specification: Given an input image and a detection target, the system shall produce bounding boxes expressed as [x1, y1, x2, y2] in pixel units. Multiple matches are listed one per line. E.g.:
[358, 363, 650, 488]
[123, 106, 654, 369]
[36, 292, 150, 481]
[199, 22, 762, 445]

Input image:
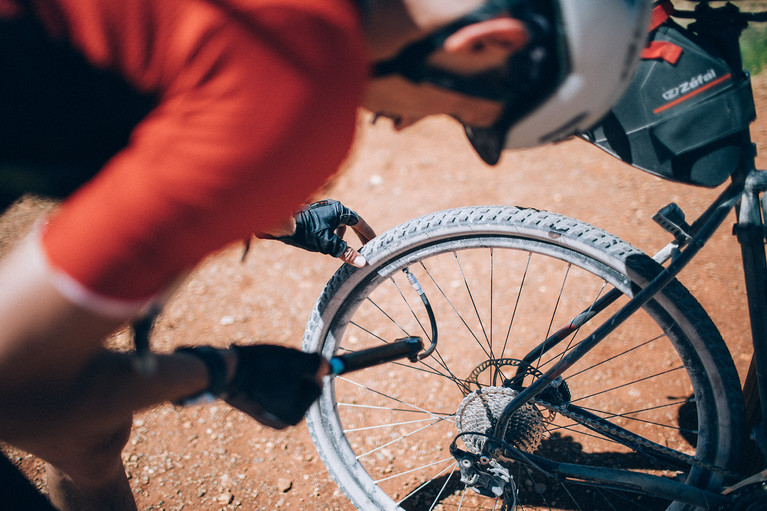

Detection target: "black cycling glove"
[278, 200, 360, 257]
[225, 345, 324, 429]
[177, 345, 324, 429]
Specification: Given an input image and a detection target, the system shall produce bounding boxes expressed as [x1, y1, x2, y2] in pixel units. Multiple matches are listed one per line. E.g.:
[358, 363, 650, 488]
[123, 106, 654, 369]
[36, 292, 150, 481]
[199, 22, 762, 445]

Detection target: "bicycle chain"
[533, 398, 740, 480]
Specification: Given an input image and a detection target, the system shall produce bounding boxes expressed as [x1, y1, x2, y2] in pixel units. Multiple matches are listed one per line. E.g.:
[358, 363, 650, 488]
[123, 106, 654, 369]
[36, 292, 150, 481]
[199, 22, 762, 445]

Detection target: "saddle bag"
[586, 2, 756, 187]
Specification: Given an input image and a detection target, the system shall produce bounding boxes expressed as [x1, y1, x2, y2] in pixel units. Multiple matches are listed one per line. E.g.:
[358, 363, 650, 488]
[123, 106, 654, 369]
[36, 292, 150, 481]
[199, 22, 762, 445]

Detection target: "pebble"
[277, 478, 293, 493]
[217, 491, 234, 504]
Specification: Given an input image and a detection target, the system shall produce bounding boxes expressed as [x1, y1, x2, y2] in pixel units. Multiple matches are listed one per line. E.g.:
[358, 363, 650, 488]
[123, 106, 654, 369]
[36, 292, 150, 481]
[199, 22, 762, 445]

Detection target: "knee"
[48, 419, 133, 489]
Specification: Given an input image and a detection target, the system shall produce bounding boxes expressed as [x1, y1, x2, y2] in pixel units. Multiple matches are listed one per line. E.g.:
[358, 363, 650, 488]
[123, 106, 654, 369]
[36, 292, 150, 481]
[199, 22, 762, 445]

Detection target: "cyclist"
[0, 0, 651, 509]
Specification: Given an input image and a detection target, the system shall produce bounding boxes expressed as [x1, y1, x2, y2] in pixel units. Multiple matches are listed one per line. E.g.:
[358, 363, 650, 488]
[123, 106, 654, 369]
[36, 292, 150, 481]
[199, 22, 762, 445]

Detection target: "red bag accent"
[641, 41, 683, 64]
[648, 1, 674, 32]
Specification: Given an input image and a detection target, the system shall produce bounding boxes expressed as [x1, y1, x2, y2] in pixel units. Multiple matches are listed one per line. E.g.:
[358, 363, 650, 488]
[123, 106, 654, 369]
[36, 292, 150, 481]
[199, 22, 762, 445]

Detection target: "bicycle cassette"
[455, 386, 545, 455]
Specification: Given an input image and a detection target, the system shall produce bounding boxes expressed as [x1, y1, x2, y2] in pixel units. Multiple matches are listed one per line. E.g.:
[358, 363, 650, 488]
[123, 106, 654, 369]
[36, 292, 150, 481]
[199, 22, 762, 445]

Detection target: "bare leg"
[27, 417, 137, 511]
[46, 462, 137, 511]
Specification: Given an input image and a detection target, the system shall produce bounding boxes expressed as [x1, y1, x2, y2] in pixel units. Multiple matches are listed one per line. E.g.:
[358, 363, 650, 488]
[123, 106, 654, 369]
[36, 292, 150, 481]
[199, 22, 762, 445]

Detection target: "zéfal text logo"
[662, 69, 718, 101]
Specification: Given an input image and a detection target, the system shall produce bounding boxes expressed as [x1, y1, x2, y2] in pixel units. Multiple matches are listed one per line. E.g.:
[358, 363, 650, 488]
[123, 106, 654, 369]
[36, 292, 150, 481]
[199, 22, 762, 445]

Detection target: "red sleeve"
[40, 0, 367, 309]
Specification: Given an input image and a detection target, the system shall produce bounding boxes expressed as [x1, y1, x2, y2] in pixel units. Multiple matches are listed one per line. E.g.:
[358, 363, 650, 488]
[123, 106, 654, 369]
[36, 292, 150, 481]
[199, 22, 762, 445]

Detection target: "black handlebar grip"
[329, 337, 424, 375]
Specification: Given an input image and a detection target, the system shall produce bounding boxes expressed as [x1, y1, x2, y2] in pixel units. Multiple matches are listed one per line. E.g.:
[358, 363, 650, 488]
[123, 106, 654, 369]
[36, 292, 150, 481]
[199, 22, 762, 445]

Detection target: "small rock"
[277, 478, 293, 493]
[217, 491, 234, 504]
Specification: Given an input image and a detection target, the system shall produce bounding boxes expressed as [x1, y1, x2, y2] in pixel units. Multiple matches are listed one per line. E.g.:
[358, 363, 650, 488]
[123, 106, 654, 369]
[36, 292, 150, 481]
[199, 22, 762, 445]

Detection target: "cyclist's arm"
[0, 0, 367, 443]
[0, 234, 221, 444]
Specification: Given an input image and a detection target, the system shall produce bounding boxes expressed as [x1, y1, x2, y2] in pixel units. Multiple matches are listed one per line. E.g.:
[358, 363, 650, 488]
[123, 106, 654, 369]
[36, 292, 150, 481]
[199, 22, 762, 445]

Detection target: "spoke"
[453, 251, 491, 349]
[545, 420, 626, 446]
[519, 460, 583, 511]
[409, 351, 474, 395]
[534, 264, 572, 372]
[579, 397, 695, 421]
[337, 402, 451, 419]
[388, 273, 469, 391]
[558, 477, 585, 511]
[347, 321, 389, 345]
[356, 420, 445, 461]
[336, 376, 448, 419]
[520, 282, 615, 375]
[420, 261, 494, 362]
[416, 348, 470, 395]
[501, 252, 531, 357]
[375, 456, 456, 484]
[371, 354, 466, 384]
[490, 248, 494, 357]
[364, 296, 410, 338]
[552, 282, 609, 367]
[344, 417, 450, 433]
[342, 325, 469, 388]
[425, 465, 459, 511]
[418, 352, 469, 393]
[572, 365, 684, 404]
[595, 488, 621, 511]
[520, 465, 556, 510]
[574, 399, 698, 434]
[347, 318, 470, 393]
[557, 334, 667, 380]
[457, 486, 467, 509]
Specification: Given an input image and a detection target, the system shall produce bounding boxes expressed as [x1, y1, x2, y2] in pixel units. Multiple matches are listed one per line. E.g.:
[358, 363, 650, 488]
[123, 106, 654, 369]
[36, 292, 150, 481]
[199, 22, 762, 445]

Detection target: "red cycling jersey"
[1, 0, 367, 316]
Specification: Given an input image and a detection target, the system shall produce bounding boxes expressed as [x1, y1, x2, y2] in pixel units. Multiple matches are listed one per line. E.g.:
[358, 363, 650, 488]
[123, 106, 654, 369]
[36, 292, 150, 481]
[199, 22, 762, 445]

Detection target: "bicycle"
[300, 2, 767, 509]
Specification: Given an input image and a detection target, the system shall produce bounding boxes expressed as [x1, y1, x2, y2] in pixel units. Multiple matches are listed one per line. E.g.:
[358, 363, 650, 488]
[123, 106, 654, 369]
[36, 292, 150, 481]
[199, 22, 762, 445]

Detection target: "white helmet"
[373, 0, 653, 165]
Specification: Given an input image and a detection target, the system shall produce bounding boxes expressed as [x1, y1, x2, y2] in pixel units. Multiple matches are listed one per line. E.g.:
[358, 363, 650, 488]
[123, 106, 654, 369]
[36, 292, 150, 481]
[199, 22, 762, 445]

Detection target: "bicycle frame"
[479, 167, 747, 505]
[736, 148, 767, 458]
[489, 2, 767, 506]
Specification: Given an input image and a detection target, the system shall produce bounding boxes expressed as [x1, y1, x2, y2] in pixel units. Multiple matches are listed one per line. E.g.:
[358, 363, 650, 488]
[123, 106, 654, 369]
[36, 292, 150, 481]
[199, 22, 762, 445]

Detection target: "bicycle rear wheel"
[303, 206, 744, 511]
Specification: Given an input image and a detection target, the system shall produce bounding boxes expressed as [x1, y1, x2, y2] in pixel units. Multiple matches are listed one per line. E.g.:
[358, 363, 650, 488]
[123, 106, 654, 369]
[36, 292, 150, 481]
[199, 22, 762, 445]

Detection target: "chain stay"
[534, 398, 740, 480]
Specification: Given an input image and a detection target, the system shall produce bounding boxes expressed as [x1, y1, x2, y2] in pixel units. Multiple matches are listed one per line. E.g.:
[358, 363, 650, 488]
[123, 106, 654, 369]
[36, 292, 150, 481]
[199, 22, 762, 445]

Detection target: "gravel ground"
[1, 72, 765, 510]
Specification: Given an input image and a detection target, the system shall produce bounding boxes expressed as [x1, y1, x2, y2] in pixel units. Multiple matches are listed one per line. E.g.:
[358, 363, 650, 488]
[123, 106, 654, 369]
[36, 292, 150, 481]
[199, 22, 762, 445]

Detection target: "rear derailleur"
[451, 447, 518, 510]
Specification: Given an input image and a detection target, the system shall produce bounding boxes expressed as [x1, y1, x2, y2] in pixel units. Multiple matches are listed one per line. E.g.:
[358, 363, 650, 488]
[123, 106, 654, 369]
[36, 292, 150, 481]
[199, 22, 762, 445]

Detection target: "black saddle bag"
[586, 3, 756, 187]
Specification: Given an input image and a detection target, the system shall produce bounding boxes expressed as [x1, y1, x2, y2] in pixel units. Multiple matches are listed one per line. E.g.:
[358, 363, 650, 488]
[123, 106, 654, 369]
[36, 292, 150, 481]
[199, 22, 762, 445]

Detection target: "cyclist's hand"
[273, 200, 376, 268]
[224, 345, 328, 429]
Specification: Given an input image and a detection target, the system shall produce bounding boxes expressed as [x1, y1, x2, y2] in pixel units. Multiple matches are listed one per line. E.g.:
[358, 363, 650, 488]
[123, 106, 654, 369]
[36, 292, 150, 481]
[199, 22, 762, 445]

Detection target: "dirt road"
[2, 73, 766, 510]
